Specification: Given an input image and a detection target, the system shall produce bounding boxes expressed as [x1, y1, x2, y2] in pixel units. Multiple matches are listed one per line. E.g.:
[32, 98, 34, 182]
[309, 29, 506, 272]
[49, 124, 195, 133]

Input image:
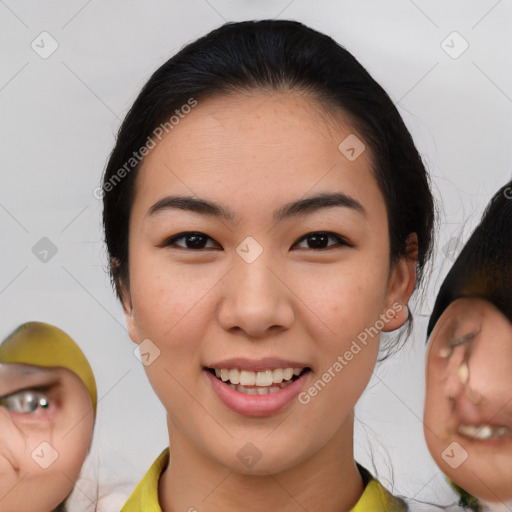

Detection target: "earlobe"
[381, 233, 418, 332]
[381, 302, 409, 332]
[123, 304, 140, 345]
[117, 280, 139, 345]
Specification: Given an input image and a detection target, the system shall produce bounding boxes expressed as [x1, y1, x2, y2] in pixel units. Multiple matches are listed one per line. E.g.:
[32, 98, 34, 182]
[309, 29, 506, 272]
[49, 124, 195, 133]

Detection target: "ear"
[381, 233, 418, 332]
[121, 290, 140, 345]
[112, 258, 139, 345]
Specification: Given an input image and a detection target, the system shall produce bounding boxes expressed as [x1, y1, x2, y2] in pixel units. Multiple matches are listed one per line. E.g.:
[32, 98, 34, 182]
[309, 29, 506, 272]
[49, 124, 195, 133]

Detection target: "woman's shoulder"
[353, 464, 408, 512]
[120, 448, 169, 512]
[119, 452, 407, 512]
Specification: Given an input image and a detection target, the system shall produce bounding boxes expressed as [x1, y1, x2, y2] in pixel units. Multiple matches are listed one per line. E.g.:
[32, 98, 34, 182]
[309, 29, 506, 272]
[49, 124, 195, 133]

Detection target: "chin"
[220, 447, 305, 477]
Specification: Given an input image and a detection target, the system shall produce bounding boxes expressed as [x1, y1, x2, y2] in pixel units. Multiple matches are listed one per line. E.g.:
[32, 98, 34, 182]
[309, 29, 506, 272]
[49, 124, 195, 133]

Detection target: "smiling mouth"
[205, 367, 311, 395]
[458, 424, 511, 441]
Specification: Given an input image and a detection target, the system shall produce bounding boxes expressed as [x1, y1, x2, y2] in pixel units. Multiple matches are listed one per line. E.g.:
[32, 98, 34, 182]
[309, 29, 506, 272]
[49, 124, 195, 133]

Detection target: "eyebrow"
[449, 329, 481, 346]
[0, 365, 59, 396]
[146, 192, 366, 223]
[0, 364, 56, 378]
[447, 317, 482, 347]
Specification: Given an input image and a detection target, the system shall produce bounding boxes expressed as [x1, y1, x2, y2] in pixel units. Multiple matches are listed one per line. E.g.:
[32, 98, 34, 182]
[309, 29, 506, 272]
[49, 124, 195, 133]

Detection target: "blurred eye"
[439, 329, 480, 359]
[0, 390, 50, 414]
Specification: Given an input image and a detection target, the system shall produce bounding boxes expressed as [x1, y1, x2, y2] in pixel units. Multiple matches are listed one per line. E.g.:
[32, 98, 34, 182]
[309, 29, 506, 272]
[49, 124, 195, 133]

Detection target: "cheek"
[304, 264, 389, 344]
[37, 418, 94, 503]
[55, 429, 91, 478]
[468, 341, 512, 398]
[424, 362, 451, 423]
[46, 391, 94, 475]
[423, 422, 445, 473]
[11, 420, 54, 463]
[296, 272, 386, 402]
[21, 470, 75, 511]
[129, 251, 219, 341]
[0, 426, 26, 478]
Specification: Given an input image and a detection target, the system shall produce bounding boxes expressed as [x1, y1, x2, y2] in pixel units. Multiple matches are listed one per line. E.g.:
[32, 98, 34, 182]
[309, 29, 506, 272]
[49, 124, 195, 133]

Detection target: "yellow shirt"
[121, 449, 407, 512]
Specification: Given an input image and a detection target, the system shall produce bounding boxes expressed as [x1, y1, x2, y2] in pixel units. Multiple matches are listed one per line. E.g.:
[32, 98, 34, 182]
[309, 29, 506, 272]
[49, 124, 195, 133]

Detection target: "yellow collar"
[121, 449, 407, 511]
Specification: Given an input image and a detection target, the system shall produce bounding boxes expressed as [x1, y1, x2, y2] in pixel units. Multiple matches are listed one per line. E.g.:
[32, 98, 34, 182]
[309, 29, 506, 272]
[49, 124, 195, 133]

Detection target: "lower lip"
[204, 369, 310, 417]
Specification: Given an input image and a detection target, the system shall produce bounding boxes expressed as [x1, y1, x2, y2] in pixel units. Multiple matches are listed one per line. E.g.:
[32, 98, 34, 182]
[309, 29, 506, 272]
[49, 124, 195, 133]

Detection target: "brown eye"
[163, 232, 220, 250]
[294, 232, 351, 250]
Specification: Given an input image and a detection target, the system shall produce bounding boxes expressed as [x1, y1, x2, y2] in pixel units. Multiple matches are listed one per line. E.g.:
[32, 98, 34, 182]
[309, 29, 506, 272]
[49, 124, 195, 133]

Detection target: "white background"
[1, 1, 511, 510]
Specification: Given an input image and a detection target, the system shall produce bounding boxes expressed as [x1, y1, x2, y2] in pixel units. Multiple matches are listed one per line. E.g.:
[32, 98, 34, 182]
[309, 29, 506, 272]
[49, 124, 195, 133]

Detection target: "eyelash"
[162, 231, 352, 251]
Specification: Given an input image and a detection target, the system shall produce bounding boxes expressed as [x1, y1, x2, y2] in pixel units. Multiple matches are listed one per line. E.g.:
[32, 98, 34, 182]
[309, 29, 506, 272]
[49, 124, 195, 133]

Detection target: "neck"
[158, 412, 365, 512]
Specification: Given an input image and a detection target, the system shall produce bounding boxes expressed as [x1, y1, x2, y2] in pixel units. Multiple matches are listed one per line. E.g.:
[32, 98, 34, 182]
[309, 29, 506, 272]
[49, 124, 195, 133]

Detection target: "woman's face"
[424, 297, 512, 503]
[0, 364, 94, 512]
[123, 91, 414, 474]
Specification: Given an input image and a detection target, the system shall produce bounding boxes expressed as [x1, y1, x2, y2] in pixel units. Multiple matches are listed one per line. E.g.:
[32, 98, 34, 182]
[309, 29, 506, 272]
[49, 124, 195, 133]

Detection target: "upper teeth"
[214, 368, 304, 386]
[458, 424, 508, 440]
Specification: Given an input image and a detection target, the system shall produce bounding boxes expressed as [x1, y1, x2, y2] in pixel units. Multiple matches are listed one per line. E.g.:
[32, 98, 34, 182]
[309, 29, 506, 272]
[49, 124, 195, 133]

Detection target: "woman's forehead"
[175, 89, 350, 128]
[133, 95, 379, 218]
[141, 92, 366, 171]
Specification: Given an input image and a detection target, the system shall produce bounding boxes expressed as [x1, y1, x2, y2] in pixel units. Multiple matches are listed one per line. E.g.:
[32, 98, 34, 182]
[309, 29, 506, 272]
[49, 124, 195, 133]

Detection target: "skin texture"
[0, 364, 94, 512]
[424, 297, 512, 504]
[121, 90, 416, 512]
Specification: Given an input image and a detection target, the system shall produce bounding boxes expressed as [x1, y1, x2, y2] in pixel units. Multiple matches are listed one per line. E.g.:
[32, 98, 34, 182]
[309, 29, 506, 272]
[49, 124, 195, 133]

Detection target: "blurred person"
[0, 321, 97, 512]
[424, 180, 512, 511]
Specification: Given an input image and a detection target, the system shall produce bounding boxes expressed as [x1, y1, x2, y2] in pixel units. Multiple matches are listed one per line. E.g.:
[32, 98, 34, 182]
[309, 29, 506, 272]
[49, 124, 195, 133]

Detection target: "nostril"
[443, 364, 467, 400]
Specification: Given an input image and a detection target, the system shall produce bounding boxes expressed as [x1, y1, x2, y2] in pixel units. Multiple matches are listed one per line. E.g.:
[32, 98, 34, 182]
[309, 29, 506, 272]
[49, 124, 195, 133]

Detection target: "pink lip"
[453, 395, 512, 429]
[205, 357, 311, 372]
[204, 368, 311, 417]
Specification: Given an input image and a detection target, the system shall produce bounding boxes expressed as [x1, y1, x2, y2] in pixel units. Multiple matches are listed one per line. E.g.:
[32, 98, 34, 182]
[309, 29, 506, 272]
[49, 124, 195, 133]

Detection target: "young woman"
[101, 19, 435, 511]
[424, 180, 512, 511]
[0, 321, 97, 512]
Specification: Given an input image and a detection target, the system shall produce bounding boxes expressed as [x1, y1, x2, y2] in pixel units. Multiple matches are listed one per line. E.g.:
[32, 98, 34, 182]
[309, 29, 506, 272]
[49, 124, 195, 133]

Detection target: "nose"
[442, 344, 468, 400]
[456, 339, 512, 408]
[217, 252, 294, 339]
